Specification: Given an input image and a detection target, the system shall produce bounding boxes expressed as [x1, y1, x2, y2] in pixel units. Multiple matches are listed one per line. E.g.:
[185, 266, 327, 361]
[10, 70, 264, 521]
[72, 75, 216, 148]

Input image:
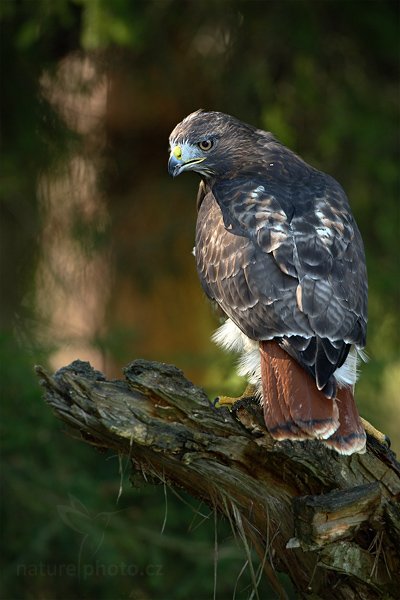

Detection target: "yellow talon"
[214, 395, 238, 408]
[214, 385, 257, 409]
[360, 417, 390, 447]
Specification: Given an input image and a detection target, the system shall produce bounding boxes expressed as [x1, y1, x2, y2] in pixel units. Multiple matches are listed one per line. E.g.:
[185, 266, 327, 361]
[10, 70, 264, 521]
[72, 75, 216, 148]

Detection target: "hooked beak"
[168, 144, 206, 177]
[168, 154, 183, 177]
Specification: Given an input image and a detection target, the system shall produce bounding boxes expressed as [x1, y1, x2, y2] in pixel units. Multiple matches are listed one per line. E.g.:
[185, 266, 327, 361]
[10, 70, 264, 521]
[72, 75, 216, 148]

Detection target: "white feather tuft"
[212, 319, 257, 353]
[237, 348, 262, 398]
[212, 319, 262, 397]
[334, 346, 366, 388]
[212, 319, 244, 352]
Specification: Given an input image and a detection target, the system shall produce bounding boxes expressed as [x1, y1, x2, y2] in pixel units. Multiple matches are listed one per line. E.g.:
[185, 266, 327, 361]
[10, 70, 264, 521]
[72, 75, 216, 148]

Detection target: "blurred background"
[1, 1, 399, 598]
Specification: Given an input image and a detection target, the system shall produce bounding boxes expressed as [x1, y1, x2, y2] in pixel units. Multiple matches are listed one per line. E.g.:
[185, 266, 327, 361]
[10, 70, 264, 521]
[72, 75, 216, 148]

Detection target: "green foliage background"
[1, 1, 398, 599]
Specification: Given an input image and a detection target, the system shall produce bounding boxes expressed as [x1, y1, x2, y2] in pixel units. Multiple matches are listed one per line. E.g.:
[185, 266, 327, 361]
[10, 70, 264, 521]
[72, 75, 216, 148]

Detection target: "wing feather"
[195, 148, 367, 393]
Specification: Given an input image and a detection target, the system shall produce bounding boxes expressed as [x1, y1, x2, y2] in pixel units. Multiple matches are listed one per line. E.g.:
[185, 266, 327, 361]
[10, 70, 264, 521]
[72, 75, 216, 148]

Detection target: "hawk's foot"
[361, 417, 391, 448]
[214, 385, 257, 409]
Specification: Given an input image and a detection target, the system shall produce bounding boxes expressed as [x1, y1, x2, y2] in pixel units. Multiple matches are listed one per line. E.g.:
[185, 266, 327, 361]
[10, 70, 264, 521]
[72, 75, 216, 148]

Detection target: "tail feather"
[260, 341, 339, 441]
[261, 355, 308, 441]
[323, 387, 366, 454]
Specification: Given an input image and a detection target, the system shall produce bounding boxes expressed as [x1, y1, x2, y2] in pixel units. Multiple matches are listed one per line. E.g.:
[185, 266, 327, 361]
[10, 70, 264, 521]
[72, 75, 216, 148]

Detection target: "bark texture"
[36, 359, 400, 599]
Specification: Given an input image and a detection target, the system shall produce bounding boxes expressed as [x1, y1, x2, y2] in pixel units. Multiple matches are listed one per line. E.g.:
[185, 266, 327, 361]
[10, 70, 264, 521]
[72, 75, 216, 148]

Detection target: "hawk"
[168, 110, 367, 454]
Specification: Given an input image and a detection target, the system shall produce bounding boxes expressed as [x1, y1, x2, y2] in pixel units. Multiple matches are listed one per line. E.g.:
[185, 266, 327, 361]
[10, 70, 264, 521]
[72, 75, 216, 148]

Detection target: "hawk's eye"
[198, 139, 213, 151]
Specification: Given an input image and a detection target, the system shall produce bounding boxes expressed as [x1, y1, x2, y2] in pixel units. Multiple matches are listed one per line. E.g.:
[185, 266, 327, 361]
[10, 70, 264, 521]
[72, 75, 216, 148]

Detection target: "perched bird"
[168, 110, 368, 454]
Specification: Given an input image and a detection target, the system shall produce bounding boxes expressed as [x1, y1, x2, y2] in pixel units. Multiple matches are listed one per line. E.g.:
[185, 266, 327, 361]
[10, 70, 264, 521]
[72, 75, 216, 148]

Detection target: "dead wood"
[36, 359, 400, 599]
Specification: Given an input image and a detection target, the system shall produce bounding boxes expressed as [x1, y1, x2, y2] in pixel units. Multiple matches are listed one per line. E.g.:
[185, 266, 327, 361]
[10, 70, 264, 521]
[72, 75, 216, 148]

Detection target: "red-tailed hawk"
[168, 110, 367, 455]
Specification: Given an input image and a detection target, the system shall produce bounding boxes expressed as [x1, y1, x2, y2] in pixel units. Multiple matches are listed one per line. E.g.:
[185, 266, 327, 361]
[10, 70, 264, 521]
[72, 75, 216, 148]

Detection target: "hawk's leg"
[214, 384, 258, 409]
[360, 417, 391, 447]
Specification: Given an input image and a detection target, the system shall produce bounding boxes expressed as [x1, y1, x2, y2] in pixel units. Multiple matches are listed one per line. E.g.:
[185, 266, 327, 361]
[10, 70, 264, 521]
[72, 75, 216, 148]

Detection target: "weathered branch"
[36, 359, 400, 599]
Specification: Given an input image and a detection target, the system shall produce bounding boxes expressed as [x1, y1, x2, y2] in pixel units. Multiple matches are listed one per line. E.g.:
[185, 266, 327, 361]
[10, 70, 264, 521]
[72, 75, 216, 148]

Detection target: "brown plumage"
[260, 341, 340, 441]
[168, 110, 367, 454]
[324, 387, 366, 454]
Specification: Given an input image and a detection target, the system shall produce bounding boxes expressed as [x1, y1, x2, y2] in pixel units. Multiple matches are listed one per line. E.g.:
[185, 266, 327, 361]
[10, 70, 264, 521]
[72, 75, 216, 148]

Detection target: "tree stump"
[36, 359, 400, 599]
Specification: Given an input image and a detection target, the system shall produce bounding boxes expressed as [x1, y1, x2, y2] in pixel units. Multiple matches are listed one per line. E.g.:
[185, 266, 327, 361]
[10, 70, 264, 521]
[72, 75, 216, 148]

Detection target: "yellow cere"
[172, 146, 182, 160]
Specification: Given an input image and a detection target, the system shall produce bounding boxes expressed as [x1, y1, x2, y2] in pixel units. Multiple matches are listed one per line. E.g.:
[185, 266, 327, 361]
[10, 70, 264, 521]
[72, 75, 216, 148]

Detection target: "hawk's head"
[168, 110, 257, 179]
